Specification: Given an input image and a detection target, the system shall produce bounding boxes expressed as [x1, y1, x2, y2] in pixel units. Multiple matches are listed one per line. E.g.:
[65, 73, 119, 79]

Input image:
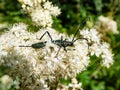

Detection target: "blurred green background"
[0, 0, 120, 90]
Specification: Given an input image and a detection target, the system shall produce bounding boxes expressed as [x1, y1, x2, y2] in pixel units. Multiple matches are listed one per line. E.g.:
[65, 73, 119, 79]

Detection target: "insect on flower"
[19, 17, 90, 56]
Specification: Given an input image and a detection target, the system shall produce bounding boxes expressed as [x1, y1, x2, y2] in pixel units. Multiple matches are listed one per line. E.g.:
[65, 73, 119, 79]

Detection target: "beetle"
[19, 17, 90, 56]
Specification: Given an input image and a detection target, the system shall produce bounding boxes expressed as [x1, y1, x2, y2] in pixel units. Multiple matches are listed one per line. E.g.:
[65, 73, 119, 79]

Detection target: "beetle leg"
[55, 47, 61, 57]
[64, 47, 67, 52]
[19, 45, 31, 47]
[39, 31, 53, 42]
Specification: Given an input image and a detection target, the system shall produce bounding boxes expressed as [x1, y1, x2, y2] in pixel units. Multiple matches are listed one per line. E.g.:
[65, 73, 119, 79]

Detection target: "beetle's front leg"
[64, 47, 67, 52]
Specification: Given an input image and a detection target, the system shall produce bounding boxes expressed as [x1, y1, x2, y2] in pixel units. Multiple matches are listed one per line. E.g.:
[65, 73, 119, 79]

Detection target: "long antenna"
[72, 16, 90, 42]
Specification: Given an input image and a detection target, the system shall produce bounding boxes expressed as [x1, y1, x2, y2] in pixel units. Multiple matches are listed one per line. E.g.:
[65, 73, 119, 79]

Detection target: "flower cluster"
[80, 28, 114, 68]
[0, 75, 19, 90]
[97, 15, 119, 34]
[0, 23, 114, 89]
[0, 0, 115, 90]
[18, 0, 61, 27]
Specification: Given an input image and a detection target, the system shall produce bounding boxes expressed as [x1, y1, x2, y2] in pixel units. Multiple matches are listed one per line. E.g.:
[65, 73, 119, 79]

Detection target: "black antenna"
[72, 16, 90, 42]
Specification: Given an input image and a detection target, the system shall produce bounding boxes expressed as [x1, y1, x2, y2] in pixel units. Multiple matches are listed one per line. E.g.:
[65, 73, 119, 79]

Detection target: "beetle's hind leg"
[19, 45, 31, 47]
[38, 31, 53, 42]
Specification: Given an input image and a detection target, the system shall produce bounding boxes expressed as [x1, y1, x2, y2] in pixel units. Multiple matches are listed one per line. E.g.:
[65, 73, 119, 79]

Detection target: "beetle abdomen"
[31, 41, 47, 49]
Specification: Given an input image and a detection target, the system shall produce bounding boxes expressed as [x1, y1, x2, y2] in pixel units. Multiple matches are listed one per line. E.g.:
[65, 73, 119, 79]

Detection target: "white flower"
[98, 15, 119, 34]
[43, 1, 52, 10]
[101, 42, 114, 68]
[80, 28, 101, 43]
[0, 23, 114, 89]
[80, 28, 114, 68]
[0, 23, 89, 89]
[43, 1, 61, 16]
[0, 75, 13, 89]
[89, 43, 102, 57]
[68, 78, 83, 90]
[31, 9, 53, 27]
[0, 0, 114, 89]
[18, 0, 61, 27]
